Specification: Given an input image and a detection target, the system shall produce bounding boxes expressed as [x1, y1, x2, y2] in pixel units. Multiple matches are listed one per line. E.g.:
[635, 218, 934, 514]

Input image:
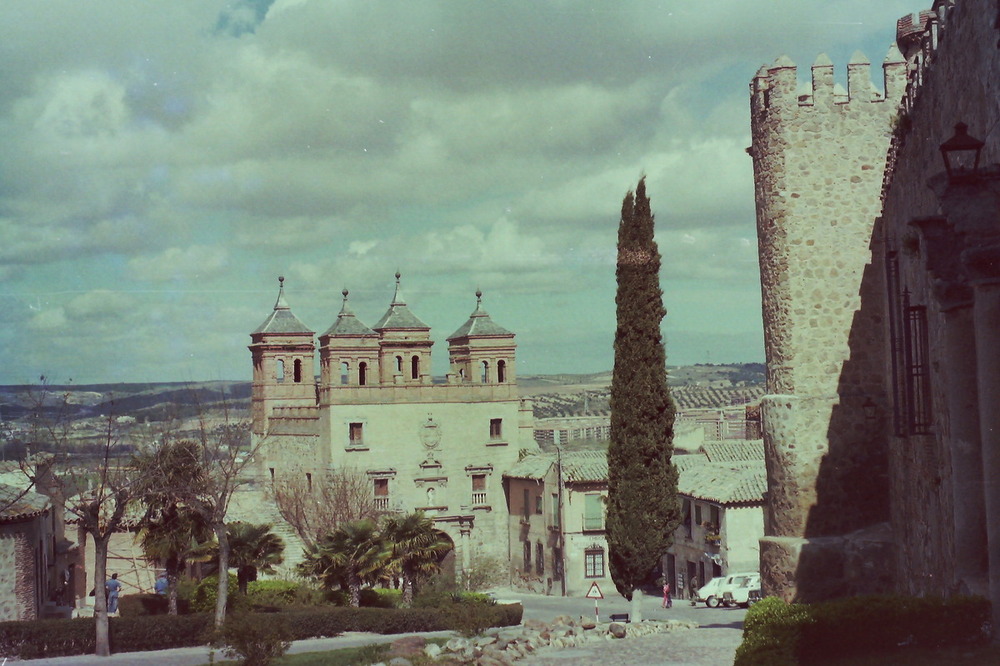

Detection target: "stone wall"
[749, 47, 903, 600]
[878, 0, 1000, 599]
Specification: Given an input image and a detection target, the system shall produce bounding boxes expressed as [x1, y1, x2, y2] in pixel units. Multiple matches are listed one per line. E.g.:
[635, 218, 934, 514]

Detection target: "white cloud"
[127, 246, 230, 283]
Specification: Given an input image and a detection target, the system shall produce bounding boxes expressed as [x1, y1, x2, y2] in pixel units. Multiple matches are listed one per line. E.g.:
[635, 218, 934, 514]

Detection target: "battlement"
[883, 0, 955, 198]
[751, 47, 906, 114]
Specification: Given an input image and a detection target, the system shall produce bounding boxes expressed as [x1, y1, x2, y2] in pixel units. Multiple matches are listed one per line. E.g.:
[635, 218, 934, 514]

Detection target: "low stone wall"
[380, 614, 699, 665]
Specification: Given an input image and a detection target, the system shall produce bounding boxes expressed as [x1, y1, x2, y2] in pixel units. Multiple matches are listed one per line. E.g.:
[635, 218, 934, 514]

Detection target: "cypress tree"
[606, 177, 680, 613]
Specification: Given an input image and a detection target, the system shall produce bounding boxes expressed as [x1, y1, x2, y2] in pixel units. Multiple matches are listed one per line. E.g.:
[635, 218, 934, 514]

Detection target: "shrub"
[735, 594, 991, 666]
[118, 593, 192, 616]
[221, 612, 293, 666]
[358, 587, 400, 608]
[190, 574, 245, 614]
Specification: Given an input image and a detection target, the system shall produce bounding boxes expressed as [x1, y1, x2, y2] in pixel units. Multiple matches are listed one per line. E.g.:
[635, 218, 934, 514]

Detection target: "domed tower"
[318, 289, 380, 398]
[447, 290, 516, 385]
[371, 273, 434, 385]
[249, 276, 316, 440]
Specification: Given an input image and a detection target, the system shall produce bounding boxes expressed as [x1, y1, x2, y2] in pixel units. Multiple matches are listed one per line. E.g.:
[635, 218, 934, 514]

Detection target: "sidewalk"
[13, 630, 459, 665]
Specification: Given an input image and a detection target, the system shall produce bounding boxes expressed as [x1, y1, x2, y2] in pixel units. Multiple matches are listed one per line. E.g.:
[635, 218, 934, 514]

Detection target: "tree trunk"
[349, 573, 361, 608]
[401, 573, 414, 608]
[214, 523, 230, 629]
[93, 535, 111, 657]
[630, 588, 644, 624]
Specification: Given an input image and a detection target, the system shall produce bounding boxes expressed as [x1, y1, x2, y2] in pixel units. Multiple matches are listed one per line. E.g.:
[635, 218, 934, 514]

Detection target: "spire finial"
[476, 288, 482, 305]
[274, 275, 290, 310]
[391, 271, 405, 305]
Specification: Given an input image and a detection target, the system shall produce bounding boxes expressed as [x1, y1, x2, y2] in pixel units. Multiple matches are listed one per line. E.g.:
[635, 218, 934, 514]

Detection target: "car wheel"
[706, 596, 720, 608]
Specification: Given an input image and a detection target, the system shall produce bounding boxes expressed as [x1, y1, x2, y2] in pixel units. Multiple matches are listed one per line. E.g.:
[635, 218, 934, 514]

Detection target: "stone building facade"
[0, 485, 54, 621]
[250, 274, 537, 579]
[751, 0, 1000, 625]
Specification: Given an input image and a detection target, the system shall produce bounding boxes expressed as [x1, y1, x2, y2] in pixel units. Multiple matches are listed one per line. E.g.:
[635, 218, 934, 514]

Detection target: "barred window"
[585, 549, 605, 578]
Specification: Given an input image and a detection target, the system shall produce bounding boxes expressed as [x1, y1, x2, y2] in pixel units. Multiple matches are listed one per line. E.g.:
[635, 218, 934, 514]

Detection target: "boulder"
[609, 622, 628, 639]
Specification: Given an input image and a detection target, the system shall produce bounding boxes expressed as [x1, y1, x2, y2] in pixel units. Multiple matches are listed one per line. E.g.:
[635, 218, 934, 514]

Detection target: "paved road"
[14, 589, 746, 665]
[508, 587, 747, 666]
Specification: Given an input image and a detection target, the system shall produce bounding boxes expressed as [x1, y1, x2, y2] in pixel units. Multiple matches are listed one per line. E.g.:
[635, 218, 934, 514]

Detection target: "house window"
[710, 505, 721, 528]
[411, 355, 420, 380]
[481, 360, 489, 383]
[472, 474, 487, 505]
[359, 362, 368, 386]
[583, 494, 604, 531]
[497, 360, 507, 383]
[536, 542, 544, 575]
[489, 418, 503, 440]
[340, 362, 350, 385]
[694, 504, 703, 527]
[276, 359, 285, 382]
[523, 540, 532, 571]
[395, 356, 403, 373]
[522, 488, 530, 519]
[535, 494, 543, 515]
[682, 498, 692, 538]
[293, 359, 303, 383]
[584, 549, 605, 578]
[349, 422, 364, 447]
[551, 493, 560, 528]
[374, 478, 389, 511]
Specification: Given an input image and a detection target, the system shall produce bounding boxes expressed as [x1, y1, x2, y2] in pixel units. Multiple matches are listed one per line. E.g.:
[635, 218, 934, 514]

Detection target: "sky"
[0, 0, 928, 384]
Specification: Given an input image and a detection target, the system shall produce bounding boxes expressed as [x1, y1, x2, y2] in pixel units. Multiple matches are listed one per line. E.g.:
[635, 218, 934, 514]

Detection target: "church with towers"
[248, 273, 537, 576]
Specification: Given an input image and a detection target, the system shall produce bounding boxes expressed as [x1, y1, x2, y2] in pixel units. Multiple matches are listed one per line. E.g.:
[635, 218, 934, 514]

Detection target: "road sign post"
[585, 581, 603, 623]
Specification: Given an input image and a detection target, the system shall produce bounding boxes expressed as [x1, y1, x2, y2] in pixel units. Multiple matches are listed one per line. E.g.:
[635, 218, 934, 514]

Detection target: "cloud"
[127, 246, 230, 283]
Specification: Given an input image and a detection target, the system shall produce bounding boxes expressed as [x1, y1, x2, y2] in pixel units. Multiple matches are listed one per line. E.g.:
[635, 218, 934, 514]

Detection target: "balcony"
[582, 516, 604, 532]
[374, 496, 390, 511]
[471, 492, 488, 506]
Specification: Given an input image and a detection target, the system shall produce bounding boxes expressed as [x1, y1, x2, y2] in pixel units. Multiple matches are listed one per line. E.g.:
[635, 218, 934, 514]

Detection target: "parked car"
[721, 573, 761, 608]
[695, 576, 725, 607]
[747, 588, 762, 606]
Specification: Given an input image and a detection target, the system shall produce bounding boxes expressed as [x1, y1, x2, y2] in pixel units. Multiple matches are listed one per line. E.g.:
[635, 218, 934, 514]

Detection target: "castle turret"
[446, 290, 516, 385]
[748, 46, 905, 602]
[249, 276, 316, 439]
[371, 272, 433, 385]
[318, 289, 380, 396]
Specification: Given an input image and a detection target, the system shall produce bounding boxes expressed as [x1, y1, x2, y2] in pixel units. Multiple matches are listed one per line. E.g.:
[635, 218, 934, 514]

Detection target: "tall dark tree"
[606, 177, 680, 620]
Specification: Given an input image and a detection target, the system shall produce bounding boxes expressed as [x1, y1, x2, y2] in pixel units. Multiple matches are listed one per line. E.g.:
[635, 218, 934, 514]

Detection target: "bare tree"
[24, 380, 136, 657]
[270, 467, 380, 550]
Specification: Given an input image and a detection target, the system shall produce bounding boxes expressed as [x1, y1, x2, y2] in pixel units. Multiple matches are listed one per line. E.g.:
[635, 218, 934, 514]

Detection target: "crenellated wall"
[749, 48, 906, 601]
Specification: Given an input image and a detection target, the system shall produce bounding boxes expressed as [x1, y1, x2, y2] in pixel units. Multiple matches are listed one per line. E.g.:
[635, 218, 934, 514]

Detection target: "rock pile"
[377, 614, 699, 665]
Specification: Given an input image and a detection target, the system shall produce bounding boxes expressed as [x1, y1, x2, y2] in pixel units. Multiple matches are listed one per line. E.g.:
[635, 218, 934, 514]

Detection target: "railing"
[374, 496, 390, 511]
[471, 492, 488, 505]
[583, 516, 604, 531]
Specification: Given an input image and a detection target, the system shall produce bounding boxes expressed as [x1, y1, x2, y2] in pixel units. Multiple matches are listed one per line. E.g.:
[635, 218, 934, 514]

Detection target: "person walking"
[105, 573, 122, 615]
[662, 580, 672, 608]
[690, 575, 699, 606]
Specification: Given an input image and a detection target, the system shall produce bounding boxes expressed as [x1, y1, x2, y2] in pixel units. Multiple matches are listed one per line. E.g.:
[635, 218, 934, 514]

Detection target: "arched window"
[481, 360, 490, 383]
[276, 359, 285, 382]
[359, 362, 368, 386]
[411, 355, 420, 380]
[340, 362, 349, 385]
[497, 359, 507, 383]
[395, 356, 403, 373]
[293, 359, 303, 383]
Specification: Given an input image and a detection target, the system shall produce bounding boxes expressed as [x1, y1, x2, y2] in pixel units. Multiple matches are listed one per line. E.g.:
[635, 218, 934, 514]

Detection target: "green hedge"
[0, 603, 524, 660]
[735, 594, 990, 665]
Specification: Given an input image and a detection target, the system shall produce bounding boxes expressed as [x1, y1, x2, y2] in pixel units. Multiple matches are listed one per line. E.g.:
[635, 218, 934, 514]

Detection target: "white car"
[721, 573, 761, 608]
[695, 576, 727, 608]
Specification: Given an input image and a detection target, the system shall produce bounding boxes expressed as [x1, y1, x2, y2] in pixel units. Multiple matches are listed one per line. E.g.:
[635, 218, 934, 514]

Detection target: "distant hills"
[0, 363, 764, 423]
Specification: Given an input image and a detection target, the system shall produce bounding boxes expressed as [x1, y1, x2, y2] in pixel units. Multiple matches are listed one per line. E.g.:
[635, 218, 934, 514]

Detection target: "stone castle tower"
[747, 47, 908, 600]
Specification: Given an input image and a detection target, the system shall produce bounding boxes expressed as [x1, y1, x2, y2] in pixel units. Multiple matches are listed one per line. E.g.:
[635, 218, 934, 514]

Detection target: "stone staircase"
[226, 484, 309, 578]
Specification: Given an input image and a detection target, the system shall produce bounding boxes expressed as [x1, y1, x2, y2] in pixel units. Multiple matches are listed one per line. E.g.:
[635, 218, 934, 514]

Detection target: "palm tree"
[382, 511, 453, 607]
[299, 519, 389, 607]
[226, 522, 286, 595]
[138, 504, 214, 614]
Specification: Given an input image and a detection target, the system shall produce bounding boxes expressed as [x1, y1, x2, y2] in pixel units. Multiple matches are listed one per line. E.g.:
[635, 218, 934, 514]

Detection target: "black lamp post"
[939, 122, 984, 179]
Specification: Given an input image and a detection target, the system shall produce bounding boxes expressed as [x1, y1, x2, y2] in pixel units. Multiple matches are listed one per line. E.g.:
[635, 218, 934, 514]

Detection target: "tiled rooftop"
[678, 461, 766, 506]
[700, 439, 765, 463]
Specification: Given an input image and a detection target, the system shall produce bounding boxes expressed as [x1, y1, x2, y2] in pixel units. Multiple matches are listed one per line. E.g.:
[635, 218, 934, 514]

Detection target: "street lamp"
[940, 122, 984, 180]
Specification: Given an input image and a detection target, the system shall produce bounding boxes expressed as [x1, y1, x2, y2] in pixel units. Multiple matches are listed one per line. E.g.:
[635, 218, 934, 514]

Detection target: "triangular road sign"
[585, 581, 604, 599]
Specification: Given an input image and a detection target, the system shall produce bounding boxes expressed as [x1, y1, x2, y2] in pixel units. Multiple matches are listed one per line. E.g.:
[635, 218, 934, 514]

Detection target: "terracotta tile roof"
[0, 484, 50, 522]
[678, 461, 766, 506]
[505, 452, 555, 480]
[561, 450, 608, 483]
[700, 439, 765, 463]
